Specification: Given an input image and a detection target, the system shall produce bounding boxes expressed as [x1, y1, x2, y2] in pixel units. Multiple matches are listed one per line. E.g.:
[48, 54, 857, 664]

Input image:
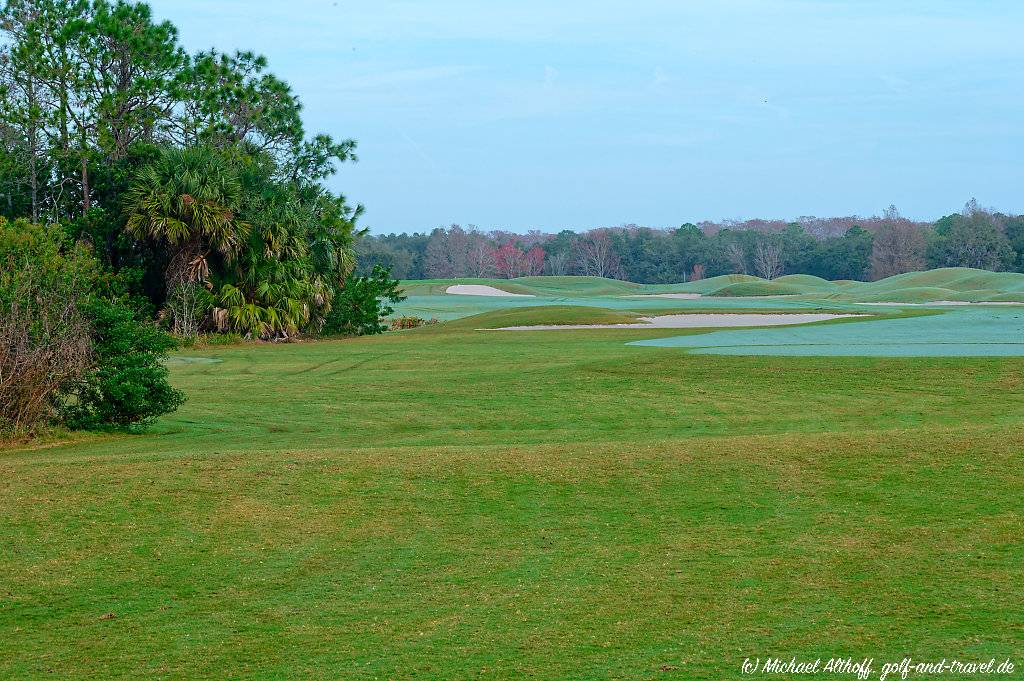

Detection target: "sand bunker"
[627, 293, 703, 299]
[490, 313, 861, 330]
[446, 284, 534, 297]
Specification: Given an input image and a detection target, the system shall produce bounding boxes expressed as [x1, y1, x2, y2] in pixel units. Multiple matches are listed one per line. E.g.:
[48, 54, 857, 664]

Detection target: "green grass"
[398, 269, 1024, 304]
[707, 280, 807, 297]
[772, 273, 839, 290]
[443, 305, 645, 329]
[509, 275, 644, 296]
[3, 306, 1023, 678]
[826, 268, 1024, 303]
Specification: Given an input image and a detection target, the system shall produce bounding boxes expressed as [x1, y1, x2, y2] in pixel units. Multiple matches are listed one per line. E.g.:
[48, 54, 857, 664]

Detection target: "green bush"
[322, 265, 406, 336]
[63, 299, 185, 430]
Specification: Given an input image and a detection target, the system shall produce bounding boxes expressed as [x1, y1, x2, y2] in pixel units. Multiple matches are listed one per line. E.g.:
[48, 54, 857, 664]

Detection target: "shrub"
[389, 316, 439, 330]
[62, 299, 185, 430]
[166, 281, 214, 337]
[0, 219, 94, 433]
[322, 264, 406, 336]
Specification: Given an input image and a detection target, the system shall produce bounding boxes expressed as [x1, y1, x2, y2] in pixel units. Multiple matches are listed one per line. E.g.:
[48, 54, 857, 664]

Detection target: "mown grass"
[2, 309, 1022, 679]
[443, 305, 646, 329]
[398, 269, 1024, 303]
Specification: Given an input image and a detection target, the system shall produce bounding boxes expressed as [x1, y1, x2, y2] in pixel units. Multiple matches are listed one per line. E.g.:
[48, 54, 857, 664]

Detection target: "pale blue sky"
[149, 0, 1024, 233]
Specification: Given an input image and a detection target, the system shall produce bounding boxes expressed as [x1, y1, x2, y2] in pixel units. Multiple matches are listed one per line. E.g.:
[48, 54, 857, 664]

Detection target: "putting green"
[631, 307, 1024, 356]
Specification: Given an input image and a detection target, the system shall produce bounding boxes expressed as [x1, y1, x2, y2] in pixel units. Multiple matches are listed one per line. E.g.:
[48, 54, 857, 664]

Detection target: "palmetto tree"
[125, 146, 248, 295]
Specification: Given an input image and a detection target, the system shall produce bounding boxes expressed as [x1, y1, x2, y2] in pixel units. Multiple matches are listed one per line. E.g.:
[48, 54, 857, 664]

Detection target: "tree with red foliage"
[491, 241, 528, 278]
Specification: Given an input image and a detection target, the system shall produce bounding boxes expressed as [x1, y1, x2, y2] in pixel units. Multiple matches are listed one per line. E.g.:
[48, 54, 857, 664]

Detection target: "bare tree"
[545, 250, 570, 275]
[753, 237, 784, 280]
[573, 230, 623, 278]
[869, 223, 926, 280]
[465, 230, 495, 277]
[725, 242, 748, 274]
[167, 281, 208, 337]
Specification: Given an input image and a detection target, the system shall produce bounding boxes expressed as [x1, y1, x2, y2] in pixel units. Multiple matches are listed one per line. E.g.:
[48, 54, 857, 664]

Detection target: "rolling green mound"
[852, 287, 972, 303]
[708, 281, 806, 297]
[828, 268, 1024, 303]
[773, 274, 840, 290]
[511, 276, 643, 296]
[400, 268, 1024, 304]
[660, 274, 761, 295]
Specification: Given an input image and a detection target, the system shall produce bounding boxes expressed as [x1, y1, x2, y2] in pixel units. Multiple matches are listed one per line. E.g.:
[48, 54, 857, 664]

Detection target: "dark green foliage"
[1005, 216, 1024, 272]
[323, 265, 405, 336]
[807, 226, 873, 280]
[779, 222, 817, 274]
[928, 211, 1015, 271]
[63, 298, 184, 430]
[356, 231, 430, 279]
[0, 1, 362, 340]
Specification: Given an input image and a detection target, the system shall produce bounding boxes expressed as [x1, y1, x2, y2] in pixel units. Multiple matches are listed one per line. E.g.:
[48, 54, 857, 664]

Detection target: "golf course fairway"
[3, 298, 1022, 679]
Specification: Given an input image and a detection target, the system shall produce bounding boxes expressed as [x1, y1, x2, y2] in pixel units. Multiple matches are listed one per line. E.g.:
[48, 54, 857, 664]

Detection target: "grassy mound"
[512, 276, 643, 297]
[773, 274, 840, 290]
[833, 268, 1024, 302]
[709, 280, 807, 297]
[400, 278, 537, 296]
[654, 274, 761, 295]
[853, 287, 969, 303]
[401, 268, 1024, 304]
[876, 268, 1024, 293]
[986, 293, 1024, 303]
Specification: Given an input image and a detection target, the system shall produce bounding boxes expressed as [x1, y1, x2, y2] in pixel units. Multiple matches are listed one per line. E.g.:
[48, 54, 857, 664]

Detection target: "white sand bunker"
[490, 313, 863, 330]
[627, 293, 703, 299]
[446, 284, 534, 297]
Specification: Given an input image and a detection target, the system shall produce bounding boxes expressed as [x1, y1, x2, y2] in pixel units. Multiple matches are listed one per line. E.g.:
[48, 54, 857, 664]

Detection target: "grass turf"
[2, 308, 1023, 678]
[397, 269, 1024, 304]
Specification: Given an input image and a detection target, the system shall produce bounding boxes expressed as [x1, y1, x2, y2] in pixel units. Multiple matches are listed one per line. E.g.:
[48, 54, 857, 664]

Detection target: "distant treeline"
[358, 201, 1024, 283]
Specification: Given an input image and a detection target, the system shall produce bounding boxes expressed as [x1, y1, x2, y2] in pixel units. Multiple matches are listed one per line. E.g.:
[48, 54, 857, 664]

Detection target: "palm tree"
[125, 147, 248, 296]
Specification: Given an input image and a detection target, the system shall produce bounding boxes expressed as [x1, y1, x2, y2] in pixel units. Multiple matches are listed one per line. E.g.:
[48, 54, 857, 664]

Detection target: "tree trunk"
[26, 78, 39, 224]
[81, 155, 90, 212]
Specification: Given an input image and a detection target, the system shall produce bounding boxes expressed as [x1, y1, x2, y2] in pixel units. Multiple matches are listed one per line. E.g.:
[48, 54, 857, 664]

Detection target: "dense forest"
[358, 201, 1024, 283]
[0, 0, 401, 434]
